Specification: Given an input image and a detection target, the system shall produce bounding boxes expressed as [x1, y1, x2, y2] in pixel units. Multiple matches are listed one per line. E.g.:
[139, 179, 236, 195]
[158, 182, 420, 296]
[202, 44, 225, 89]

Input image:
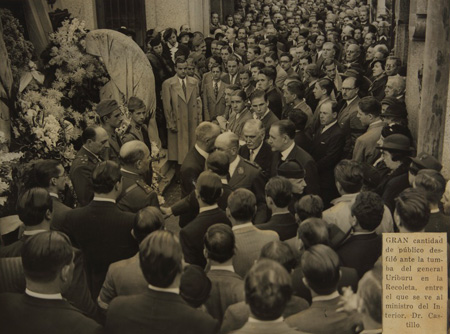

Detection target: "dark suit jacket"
[180, 208, 231, 268]
[286, 296, 362, 334]
[304, 81, 319, 111]
[271, 145, 321, 196]
[266, 86, 284, 119]
[105, 289, 218, 334]
[50, 196, 72, 231]
[0, 293, 100, 334]
[61, 201, 138, 298]
[221, 72, 240, 85]
[336, 232, 382, 278]
[205, 269, 245, 323]
[0, 236, 98, 320]
[260, 110, 280, 138]
[381, 169, 410, 214]
[368, 74, 387, 101]
[257, 212, 298, 241]
[239, 141, 273, 178]
[310, 123, 345, 204]
[425, 212, 450, 241]
[180, 146, 206, 197]
[172, 182, 232, 228]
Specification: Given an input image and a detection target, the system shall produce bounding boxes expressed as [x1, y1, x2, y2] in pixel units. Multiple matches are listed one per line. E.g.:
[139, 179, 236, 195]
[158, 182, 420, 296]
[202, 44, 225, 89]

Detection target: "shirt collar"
[23, 230, 47, 236]
[430, 208, 440, 213]
[368, 119, 384, 128]
[251, 140, 264, 157]
[26, 289, 63, 300]
[229, 156, 241, 178]
[272, 211, 290, 216]
[321, 120, 337, 133]
[331, 193, 358, 205]
[93, 197, 116, 204]
[248, 316, 283, 323]
[49, 192, 59, 199]
[195, 144, 209, 160]
[148, 284, 180, 295]
[82, 145, 102, 162]
[199, 204, 219, 213]
[210, 264, 235, 272]
[346, 95, 358, 106]
[120, 167, 140, 176]
[178, 76, 186, 86]
[281, 142, 295, 161]
[221, 178, 229, 185]
[312, 291, 340, 302]
[232, 222, 253, 230]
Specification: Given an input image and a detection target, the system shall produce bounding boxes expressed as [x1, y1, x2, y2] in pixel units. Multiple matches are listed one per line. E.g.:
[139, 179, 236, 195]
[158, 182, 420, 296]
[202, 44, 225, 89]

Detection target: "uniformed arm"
[171, 191, 199, 217]
[70, 165, 94, 207]
[161, 79, 176, 131]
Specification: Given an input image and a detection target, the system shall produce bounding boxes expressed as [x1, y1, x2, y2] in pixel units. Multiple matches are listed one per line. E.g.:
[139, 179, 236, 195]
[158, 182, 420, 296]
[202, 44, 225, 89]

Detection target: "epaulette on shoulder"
[136, 179, 153, 194]
[242, 158, 262, 170]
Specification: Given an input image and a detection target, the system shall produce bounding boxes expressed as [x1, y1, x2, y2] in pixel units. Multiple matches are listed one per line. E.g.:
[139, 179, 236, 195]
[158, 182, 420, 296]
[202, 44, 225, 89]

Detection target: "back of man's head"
[265, 176, 293, 208]
[196, 171, 223, 205]
[204, 223, 235, 263]
[92, 160, 122, 194]
[227, 188, 256, 223]
[139, 230, 183, 288]
[301, 244, 340, 295]
[207, 151, 230, 177]
[272, 120, 296, 140]
[30, 160, 61, 189]
[414, 169, 447, 205]
[18, 188, 52, 226]
[358, 269, 382, 325]
[294, 195, 324, 221]
[297, 218, 330, 249]
[334, 160, 363, 194]
[22, 231, 73, 284]
[351, 191, 384, 231]
[245, 259, 292, 320]
[133, 207, 164, 244]
[119, 141, 149, 168]
[395, 188, 430, 232]
[260, 241, 297, 272]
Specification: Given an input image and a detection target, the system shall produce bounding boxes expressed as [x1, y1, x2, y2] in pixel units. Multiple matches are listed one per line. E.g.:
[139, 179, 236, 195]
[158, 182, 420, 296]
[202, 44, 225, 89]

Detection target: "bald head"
[214, 132, 239, 161]
[120, 140, 150, 173]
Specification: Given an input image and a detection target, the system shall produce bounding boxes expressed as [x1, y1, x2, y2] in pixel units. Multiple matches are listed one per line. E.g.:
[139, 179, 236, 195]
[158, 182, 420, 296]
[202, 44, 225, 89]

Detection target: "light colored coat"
[162, 75, 202, 163]
[203, 79, 228, 120]
[352, 120, 385, 164]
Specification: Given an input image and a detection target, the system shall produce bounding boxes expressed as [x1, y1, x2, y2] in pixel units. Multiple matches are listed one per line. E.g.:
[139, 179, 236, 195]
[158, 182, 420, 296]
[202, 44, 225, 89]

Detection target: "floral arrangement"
[43, 17, 109, 113]
[0, 130, 23, 214]
[12, 88, 77, 167]
[0, 9, 34, 84]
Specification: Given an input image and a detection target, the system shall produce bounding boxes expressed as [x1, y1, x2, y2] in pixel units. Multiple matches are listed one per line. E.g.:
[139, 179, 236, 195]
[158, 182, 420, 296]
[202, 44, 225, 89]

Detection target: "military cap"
[96, 99, 119, 117]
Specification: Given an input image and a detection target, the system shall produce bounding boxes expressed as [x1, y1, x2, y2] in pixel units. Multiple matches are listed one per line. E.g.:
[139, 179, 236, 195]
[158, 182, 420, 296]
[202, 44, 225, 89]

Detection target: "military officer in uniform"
[117, 140, 160, 213]
[70, 126, 109, 206]
[96, 99, 124, 163]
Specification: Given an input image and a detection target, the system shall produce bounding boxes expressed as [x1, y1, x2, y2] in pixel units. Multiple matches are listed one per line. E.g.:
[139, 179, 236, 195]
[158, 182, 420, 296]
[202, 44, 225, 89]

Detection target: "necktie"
[249, 149, 255, 162]
[182, 79, 187, 97]
[214, 82, 219, 98]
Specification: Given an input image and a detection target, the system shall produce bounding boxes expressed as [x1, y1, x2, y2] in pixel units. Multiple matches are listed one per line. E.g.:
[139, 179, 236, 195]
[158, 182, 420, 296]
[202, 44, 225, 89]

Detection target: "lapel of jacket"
[216, 82, 226, 102]
[185, 78, 195, 102]
[173, 77, 187, 103]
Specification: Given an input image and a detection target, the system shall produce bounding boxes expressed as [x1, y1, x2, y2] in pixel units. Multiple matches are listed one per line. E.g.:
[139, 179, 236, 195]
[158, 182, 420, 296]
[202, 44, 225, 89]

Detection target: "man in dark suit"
[0, 188, 98, 321]
[257, 176, 298, 241]
[215, 132, 267, 223]
[117, 141, 159, 213]
[180, 122, 221, 197]
[250, 89, 279, 138]
[204, 224, 244, 323]
[62, 161, 138, 298]
[239, 119, 273, 178]
[0, 232, 100, 334]
[255, 67, 283, 119]
[221, 55, 241, 85]
[286, 245, 362, 334]
[70, 126, 109, 207]
[336, 192, 383, 278]
[180, 172, 231, 268]
[310, 100, 345, 207]
[98, 207, 164, 311]
[165, 151, 231, 228]
[105, 230, 218, 334]
[268, 120, 320, 196]
[31, 159, 71, 231]
[233, 259, 308, 334]
[203, 64, 229, 121]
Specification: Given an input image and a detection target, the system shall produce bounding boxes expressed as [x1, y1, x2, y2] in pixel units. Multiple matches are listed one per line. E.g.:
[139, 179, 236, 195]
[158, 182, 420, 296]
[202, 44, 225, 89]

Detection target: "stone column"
[416, 0, 450, 161]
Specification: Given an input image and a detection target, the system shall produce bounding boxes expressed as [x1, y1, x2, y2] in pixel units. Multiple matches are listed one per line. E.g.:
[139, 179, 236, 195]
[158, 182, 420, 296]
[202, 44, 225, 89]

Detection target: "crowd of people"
[1, 0, 450, 333]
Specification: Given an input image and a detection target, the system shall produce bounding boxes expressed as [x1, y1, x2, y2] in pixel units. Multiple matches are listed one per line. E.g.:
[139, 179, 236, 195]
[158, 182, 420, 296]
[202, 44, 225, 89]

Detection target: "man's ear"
[60, 263, 71, 283]
[45, 209, 52, 221]
[302, 277, 310, 290]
